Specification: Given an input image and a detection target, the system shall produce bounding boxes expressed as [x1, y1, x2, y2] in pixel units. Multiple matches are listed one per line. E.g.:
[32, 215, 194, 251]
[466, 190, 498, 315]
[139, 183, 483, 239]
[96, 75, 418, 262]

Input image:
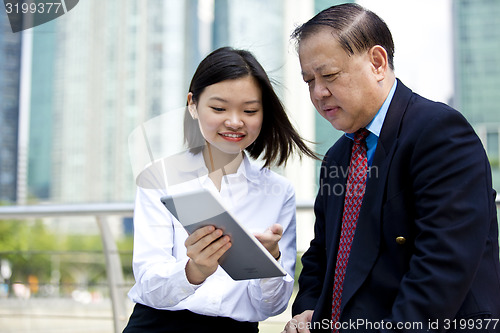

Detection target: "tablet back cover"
[161, 189, 286, 280]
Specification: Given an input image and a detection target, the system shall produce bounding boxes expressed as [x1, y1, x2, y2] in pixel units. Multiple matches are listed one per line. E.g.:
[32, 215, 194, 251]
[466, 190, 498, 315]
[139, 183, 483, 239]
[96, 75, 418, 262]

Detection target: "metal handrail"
[0, 202, 135, 218]
[0, 200, 317, 218]
[0, 203, 134, 333]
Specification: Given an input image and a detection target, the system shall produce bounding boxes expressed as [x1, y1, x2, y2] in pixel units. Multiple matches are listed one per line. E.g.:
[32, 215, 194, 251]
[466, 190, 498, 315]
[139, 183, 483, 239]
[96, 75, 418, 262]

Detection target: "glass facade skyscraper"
[452, 0, 500, 189]
[0, 12, 22, 203]
[28, 21, 56, 200]
[26, 0, 196, 203]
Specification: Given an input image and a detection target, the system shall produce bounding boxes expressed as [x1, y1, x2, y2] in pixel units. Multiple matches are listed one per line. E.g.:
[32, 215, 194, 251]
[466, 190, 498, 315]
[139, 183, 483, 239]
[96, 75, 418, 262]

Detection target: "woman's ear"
[187, 92, 198, 119]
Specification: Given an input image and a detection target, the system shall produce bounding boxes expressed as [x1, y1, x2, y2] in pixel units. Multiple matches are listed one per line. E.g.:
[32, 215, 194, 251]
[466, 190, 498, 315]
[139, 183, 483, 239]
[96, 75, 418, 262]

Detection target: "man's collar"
[345, 79, 398, 140]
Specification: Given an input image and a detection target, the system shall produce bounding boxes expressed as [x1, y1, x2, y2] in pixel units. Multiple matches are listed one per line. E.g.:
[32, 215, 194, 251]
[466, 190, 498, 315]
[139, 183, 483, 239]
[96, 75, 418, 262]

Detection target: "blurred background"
[0, 0, 499, 332]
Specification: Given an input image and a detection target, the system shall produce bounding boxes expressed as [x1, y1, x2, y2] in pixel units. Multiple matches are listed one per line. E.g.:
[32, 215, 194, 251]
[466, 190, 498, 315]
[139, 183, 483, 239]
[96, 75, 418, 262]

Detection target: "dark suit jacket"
[292, 80, 500, 332]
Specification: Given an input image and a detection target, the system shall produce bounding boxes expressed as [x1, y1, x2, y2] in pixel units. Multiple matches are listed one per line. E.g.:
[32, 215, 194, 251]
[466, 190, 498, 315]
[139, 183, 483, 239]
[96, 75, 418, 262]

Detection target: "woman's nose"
[224, 114, 244, 129]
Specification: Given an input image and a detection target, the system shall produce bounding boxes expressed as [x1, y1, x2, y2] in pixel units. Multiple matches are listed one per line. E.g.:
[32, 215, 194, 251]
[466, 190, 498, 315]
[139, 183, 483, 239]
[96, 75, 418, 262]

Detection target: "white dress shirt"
[127, 151, 296, 322]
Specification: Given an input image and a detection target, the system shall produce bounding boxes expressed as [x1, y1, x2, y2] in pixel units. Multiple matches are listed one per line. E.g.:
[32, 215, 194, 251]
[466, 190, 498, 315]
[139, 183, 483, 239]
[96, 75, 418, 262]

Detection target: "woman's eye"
[211, 107, 225, 112]
[244, 110, 259, 114]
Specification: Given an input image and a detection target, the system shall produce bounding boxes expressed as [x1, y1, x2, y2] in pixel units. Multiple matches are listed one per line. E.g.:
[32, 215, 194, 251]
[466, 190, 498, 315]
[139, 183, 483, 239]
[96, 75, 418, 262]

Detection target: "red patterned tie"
[331, 128, 370, 330]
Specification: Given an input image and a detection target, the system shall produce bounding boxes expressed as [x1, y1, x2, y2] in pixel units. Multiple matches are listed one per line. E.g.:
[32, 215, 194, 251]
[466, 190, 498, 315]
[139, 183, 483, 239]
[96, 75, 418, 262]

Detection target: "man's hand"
[254, 223, 283, 259]
[184, 225, 231, 285]
[282, 310, 314, 333]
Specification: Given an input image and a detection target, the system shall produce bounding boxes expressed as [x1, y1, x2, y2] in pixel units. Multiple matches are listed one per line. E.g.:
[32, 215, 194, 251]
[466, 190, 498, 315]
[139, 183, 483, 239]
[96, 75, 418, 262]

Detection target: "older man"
[284, 3, 500, 333]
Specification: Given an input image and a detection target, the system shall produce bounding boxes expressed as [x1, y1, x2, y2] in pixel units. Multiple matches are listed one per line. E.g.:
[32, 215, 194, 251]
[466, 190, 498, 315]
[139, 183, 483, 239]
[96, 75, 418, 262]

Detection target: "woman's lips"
[219, 132, 245, 142]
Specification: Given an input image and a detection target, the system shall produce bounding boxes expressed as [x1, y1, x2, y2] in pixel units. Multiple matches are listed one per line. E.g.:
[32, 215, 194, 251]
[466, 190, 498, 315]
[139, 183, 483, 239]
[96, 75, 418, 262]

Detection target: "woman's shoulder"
[246, 158, 294, 192]
[136, 151, 205, 190]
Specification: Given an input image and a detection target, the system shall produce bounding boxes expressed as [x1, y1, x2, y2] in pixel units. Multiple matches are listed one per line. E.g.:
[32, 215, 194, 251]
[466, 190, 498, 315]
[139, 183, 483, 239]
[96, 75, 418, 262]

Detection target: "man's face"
[298, 28, 382, 134]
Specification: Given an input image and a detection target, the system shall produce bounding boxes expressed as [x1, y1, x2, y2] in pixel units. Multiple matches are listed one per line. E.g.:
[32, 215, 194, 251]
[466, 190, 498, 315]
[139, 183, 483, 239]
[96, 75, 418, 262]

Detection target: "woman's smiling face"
[188, 75, 263, 155]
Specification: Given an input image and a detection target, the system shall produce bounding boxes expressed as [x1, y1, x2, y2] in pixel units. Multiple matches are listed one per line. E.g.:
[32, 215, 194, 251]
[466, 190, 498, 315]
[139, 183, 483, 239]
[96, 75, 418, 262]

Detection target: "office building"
[0, 12, 22, 203]
[27, 0, 195, 203]
[452, 0, 500, 189]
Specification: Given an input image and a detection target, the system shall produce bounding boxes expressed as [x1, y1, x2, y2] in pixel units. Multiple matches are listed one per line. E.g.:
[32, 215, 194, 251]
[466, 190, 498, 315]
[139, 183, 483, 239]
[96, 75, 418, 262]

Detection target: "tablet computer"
[160, 188, 287, 280]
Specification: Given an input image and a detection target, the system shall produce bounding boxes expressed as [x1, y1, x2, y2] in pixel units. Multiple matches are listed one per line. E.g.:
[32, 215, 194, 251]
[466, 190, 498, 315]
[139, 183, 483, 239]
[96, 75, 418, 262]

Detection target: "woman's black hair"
[184, 46, 318, 167]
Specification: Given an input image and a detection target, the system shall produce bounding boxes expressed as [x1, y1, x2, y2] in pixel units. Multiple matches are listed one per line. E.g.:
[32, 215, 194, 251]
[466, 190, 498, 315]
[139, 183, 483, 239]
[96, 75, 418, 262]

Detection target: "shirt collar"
[176, 150, 261, 185]
[238, 153, 262, 185]
[346, 79, 397, 140]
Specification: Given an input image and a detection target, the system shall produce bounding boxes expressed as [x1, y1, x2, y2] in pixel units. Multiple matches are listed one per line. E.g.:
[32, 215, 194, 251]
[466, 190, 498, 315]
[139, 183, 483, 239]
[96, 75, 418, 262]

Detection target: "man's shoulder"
[382, 82, 469, 140]
[392, 79, 464, 124]
[403, 93, 469, 131]
[322, 135, 351, 166]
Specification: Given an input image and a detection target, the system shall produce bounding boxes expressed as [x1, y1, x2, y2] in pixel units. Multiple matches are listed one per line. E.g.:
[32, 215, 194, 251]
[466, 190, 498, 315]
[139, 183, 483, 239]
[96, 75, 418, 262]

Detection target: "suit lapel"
[339, 80, 413, 312]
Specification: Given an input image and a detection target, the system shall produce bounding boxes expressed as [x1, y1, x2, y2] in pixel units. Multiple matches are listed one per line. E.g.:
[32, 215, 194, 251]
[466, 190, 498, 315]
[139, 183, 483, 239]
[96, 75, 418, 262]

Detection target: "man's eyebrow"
[302, 64, 328, 77]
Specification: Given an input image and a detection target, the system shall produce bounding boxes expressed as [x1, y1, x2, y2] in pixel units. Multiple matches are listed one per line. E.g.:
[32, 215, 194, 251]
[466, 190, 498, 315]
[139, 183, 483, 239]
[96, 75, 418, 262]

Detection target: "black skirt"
[123, 303, 259, 333]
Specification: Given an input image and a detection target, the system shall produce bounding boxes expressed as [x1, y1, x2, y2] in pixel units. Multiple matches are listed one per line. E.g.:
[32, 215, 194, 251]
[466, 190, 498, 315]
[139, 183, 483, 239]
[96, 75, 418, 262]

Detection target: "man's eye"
[323, 73, 339, 80]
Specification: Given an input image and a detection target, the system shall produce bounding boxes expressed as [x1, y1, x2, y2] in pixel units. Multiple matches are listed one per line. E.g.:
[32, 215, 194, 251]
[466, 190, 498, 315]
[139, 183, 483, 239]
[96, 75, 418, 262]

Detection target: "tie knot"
[354, 128, 370, 144]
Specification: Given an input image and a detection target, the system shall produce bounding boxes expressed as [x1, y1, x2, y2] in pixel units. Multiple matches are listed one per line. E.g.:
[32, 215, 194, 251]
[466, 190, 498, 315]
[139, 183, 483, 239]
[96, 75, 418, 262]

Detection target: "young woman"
[123, 47, 317, 333]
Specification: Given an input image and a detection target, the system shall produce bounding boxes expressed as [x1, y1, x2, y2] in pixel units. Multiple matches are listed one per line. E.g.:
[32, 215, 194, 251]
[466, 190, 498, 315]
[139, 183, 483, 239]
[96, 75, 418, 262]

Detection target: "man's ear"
[369, 45, 388, 81]
[187, 92, 198, 119]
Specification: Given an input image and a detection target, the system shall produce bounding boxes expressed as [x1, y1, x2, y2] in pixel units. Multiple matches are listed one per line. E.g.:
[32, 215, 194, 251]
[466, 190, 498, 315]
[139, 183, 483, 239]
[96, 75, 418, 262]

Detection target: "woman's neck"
[202, 143, 243, 191]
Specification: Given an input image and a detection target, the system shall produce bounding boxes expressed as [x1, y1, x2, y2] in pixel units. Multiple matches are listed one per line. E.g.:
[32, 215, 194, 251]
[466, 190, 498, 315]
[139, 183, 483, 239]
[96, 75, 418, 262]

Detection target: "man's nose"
[312, 81, 331, 100]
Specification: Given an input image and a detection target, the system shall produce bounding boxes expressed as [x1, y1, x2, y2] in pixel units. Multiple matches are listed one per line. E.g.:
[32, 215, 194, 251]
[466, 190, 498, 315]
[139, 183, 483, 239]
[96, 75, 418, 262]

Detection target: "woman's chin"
[209, 143, 243, 156]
